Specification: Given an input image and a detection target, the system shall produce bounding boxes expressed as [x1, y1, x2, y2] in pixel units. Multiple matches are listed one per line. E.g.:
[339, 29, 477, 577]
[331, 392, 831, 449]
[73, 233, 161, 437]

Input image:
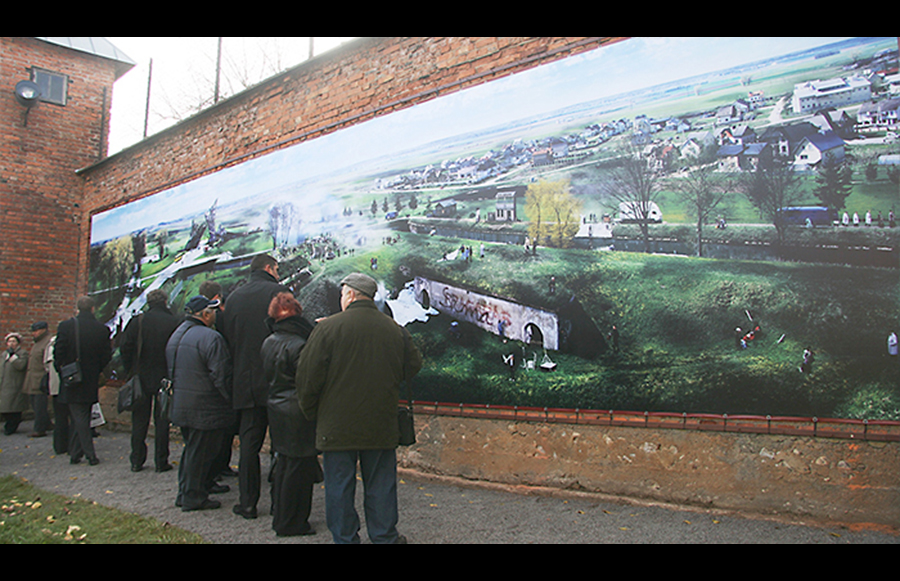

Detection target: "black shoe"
[219, 467, 238, 478]
[232, 504, 258, 519]
[155, 463, 173, 473]
[182, 498, 221, 512]
[88, 457, 100, 466]
[131, 464, 144, 472]
[393, 534, 408, 544]
[70, 455, 82, 465]
[208, 483, 230, 494]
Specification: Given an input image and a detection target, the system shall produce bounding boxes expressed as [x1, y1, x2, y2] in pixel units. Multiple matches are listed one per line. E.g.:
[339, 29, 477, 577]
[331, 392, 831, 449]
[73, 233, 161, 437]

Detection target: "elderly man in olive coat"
[296, 272, 422, 544]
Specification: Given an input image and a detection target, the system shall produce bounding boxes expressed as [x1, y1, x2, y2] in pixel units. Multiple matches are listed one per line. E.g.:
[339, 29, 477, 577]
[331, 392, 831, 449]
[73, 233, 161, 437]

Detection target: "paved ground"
[1, 423, 897, 544]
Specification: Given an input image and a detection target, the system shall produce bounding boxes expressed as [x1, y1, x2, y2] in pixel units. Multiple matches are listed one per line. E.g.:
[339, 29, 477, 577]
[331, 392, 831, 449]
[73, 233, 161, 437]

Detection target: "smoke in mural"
[90, 37, 900, 420]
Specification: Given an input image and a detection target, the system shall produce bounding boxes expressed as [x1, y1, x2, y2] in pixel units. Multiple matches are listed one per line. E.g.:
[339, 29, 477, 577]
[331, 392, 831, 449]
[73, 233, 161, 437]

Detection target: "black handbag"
[118, 314, 144, 413]
[398, 380, 416, 446]
[60, 317, 82, 388]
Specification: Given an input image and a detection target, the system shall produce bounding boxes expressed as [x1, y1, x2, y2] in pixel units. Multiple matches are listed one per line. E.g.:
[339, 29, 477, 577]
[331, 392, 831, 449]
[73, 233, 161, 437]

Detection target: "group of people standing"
[840, 209, 896, 228]
[132, 255, 422, 542]
[0, 254, 423, 544]
[1, 297, 112, 465]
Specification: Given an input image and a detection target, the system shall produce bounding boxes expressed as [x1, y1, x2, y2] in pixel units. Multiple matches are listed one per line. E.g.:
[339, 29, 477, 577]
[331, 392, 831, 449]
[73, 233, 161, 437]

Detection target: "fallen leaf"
[684, 520, 691, 525]
[829, 532, 841, 538]
[619, 527, 629, 531]
[31, 502, 42, 509]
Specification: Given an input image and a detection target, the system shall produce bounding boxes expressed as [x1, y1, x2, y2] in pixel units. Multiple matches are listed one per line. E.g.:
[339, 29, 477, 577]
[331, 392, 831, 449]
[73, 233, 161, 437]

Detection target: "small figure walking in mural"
[503, 349, 516, 381]
[888, 331, 898, 358]
[608, 324, 619, 355]
[548, 276, 556, 296]
[799, 347, 814, 374]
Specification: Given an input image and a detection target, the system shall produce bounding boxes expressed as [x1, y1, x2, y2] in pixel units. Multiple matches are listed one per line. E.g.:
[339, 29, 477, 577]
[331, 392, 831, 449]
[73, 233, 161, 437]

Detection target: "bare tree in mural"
[669, 166, 730, 257]
[739, 157, 804, 246]
[602, 144, 663, 253]
[267, 202, 296, 251]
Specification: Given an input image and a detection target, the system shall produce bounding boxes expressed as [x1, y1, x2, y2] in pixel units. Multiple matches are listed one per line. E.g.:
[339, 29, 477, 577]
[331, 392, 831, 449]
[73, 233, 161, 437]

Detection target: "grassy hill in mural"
[297, 232, 898, 420]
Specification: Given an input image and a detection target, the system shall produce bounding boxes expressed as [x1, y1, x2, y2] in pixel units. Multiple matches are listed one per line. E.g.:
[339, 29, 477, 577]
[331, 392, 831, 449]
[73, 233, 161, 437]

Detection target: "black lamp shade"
[15, 80, 41, 107]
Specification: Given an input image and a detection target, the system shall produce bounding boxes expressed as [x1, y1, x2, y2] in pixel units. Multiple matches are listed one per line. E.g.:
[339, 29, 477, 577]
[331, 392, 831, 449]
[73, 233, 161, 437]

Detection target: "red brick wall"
[1, 37, 119, 339]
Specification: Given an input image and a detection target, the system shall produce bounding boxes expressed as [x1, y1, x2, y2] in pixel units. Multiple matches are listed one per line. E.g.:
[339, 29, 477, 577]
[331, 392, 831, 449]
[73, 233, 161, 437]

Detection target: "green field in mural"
[90, 37, 900, 420]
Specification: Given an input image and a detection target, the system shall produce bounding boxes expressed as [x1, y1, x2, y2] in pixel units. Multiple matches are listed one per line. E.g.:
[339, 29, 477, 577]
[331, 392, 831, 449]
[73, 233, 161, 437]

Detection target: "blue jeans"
[323, 449, 399, 544]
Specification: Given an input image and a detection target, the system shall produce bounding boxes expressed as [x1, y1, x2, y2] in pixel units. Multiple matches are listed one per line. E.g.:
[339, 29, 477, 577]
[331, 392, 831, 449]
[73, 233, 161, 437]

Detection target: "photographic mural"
[91, 37, 900, 420]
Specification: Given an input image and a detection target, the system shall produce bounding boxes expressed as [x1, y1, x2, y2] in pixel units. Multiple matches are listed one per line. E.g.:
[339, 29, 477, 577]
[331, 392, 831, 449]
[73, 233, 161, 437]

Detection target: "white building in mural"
[791, 75, 871, 114]
[413, 277, 559, 350]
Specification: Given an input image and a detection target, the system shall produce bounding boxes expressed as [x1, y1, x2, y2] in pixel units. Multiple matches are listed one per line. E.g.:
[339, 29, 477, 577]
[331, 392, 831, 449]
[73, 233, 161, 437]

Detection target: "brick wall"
[1, 37, 119, 340]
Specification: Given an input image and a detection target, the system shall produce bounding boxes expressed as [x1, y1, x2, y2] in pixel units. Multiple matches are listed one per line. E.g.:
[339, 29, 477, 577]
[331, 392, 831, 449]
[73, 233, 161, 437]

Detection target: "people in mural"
[888, 331, 898, 358]
[166, 295, 234, 512]
[119, 289, 181, 473]
[54, 297, 112, 465]
[260, 292, 320, 537]
[218, 254, 290, 520]
[296, 272, 423, 544]
[800, 347, 815, 374]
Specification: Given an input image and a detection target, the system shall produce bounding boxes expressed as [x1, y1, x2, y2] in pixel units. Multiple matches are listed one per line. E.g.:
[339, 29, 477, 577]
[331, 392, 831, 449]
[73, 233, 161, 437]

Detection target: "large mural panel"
[91, 37, 900, 420]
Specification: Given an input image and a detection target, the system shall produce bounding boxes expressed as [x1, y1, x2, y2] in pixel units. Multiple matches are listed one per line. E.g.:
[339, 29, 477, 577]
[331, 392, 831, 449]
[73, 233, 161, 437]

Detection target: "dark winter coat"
[261, 315, 317, 458]
[54, 311, 112, 405]
[119, 303, 181, 396]
[166, 318, 235, 431]
[219, 268, 290, 410]
[296, 298, 423, 451]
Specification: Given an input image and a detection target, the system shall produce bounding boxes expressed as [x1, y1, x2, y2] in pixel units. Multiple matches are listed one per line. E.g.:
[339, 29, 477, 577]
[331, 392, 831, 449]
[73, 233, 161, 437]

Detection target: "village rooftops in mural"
[91, 37, 900, 421]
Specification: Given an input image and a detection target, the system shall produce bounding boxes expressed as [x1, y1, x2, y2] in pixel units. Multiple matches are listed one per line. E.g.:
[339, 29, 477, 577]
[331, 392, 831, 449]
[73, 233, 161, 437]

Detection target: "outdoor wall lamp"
[14, 80, 40, 126]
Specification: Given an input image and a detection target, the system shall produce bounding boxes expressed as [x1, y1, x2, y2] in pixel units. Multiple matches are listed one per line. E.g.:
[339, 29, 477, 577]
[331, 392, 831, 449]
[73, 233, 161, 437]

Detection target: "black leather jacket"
[261, 315, 317, 458]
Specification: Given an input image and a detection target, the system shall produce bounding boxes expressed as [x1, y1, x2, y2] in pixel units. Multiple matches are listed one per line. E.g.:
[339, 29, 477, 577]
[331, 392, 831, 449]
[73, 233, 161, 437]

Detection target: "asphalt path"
[1, 423, 897, 544]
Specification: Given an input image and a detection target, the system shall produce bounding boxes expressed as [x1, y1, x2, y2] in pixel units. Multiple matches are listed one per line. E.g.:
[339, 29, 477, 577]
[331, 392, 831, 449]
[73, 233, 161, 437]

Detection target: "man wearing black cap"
[166, 295, 234, 512]
[297, 272, 422, 544]
[23, 322, 52, 437]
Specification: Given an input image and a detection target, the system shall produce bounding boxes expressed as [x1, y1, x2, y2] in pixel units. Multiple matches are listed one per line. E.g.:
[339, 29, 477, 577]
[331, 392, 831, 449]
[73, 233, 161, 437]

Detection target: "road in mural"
[91, 37, 900, 420]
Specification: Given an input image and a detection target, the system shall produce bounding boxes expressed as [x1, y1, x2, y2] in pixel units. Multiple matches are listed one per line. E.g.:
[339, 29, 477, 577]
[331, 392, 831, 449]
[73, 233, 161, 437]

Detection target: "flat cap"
[340, 272, 377, 298]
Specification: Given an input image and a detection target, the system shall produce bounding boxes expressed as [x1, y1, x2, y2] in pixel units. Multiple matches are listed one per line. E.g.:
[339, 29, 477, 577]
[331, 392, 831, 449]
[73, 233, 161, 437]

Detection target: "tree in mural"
[267, 202, 297, 250]
[525, 178, 581, 253]
[813, 157, 853, 213]
[602, 145, 663, 253]
[739, 157, 804, 245]
[669, 166, 730, 257]
[96, 236, 136, 292]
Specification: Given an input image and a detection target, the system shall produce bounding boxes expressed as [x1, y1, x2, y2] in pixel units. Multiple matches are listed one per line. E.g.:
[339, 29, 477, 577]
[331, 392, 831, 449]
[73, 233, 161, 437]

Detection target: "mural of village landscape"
[91, 37, 900, 420]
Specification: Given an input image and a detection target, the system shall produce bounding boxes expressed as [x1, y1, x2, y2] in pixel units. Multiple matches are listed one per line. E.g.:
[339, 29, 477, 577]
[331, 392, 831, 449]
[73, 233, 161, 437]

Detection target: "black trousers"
[177, 426, 225, 510]
[53, 396, 69, 454]
[2, 412, 23, 435]
[237, 406, 268, 510]
[271, 454, 321, 536]
[130, 391, 169, 470]
[30, 393, 51, 434]
[68, 402, 96, 461]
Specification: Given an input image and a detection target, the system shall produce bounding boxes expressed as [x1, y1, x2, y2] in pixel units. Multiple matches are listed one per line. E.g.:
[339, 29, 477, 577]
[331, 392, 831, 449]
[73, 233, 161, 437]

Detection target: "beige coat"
[22, 332, 50, 396]
[0, 347, 29, 413]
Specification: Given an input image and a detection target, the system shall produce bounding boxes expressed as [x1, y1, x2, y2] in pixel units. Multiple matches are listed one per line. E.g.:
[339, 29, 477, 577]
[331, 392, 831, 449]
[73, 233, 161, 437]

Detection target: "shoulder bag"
[60, 317, 83, 388]
[117, 313, 144, 413]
